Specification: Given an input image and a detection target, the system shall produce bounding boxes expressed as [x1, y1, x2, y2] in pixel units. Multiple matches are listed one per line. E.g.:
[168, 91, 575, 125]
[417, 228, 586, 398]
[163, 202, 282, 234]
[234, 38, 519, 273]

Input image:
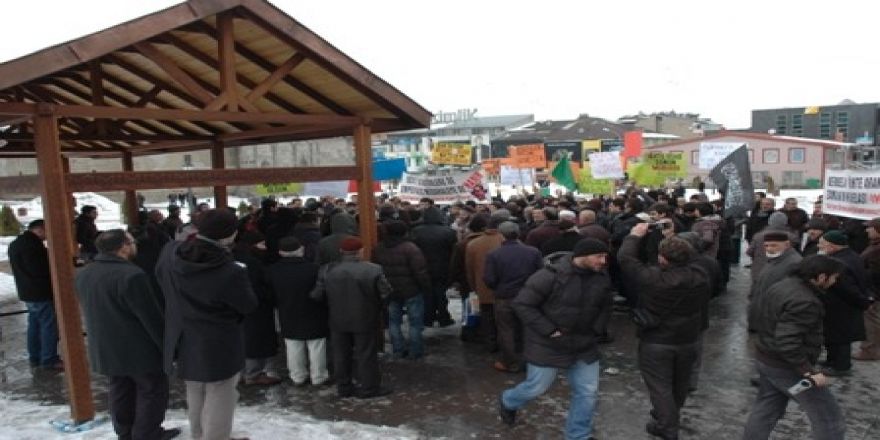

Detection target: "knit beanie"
[572, 238, 609, 257]
[768, 211, 788, 228]
[822, 230, 848, 246]
[197, 209, 237, 240]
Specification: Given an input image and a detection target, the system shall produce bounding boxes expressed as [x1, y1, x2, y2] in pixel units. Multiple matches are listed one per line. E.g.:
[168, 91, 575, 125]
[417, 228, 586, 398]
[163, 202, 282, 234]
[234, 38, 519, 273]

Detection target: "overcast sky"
[1, 1, 877, 129]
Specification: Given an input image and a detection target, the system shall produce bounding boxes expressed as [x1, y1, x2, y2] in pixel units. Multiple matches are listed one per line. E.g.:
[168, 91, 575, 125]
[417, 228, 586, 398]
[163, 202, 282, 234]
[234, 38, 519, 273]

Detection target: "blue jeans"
[502, 360, 600, 440]
[25, 301, 60, 366]
[388, 295, 424, 358]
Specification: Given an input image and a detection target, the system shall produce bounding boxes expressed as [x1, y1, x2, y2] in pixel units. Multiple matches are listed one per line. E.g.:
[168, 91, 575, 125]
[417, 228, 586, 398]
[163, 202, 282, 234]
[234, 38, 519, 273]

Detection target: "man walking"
[483, 221, 543, 373]
[312, 237, 393, 398]
[498, 239, 612, 440]
[156, 209, 257, 440]
[743, 255, 847, 440]
[7, 219, 62, 371]
[857, 218, 880, 361]
[76, 229, 180, 440]
[75, 205, 100, 261]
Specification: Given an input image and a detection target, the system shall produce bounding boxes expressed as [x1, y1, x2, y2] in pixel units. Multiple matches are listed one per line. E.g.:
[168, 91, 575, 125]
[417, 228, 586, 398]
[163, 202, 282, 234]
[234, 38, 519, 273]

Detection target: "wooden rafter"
[45, 78, 161, 136]
[245, 53, 305, 103]
[133, 41, 215, 104]
[217, 12, 238, 111]
[88, 61, 108, 136]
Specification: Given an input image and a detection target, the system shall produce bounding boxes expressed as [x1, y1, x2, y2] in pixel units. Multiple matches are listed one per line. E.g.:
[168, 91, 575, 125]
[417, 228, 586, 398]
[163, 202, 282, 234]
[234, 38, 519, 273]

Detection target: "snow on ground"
[0, 236, 13, 262]
[0, 397, 418, 440]
[0, 272, 15, 303]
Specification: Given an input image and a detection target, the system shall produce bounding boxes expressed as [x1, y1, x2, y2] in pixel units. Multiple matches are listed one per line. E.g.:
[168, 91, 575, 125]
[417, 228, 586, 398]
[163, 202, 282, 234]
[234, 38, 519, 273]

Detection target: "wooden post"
[212, 142, 228, 210]
[33, 108, 95, 423]
[354, 123, 376, 258]
[122, 152, 139, 226]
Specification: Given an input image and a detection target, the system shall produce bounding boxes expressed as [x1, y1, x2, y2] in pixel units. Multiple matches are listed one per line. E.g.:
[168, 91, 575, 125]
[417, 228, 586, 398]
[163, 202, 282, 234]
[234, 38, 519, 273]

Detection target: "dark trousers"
[479, 303, 497, 350]
[332, 330, 380, 394]
[638, 341, 699, 439]
[423, 283, 453, 325]
[494, 298, 522, 367]
[825, 343, 852, 371]
[742, 361, 845, 440]
[108, 373, 169, 440]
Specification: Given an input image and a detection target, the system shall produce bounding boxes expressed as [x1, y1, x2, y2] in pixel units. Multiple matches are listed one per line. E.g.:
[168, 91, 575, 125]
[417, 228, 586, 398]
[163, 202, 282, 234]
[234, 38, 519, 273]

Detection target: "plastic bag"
[462, 292, 481, 328]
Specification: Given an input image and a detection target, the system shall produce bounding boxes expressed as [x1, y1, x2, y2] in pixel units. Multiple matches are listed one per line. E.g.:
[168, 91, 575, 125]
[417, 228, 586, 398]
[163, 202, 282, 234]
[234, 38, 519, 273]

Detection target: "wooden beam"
[217, 12, 238, 111]
[50, 103, 361, 125]
[154, 33, 305, 114]
[66, 166, 361, 192]
[33, 111, 95, 423]
[244, 53, 305, 103]
[0, 132, 212, 142]
[122, 152, 140, 226]
[211, 142, 228, 209]
[88, 61, 108, 135]
[133, 85, 163, 107]
[354, 123, 376, 258]
[216, 122, 350, 142]
[133, 42, 215, 104]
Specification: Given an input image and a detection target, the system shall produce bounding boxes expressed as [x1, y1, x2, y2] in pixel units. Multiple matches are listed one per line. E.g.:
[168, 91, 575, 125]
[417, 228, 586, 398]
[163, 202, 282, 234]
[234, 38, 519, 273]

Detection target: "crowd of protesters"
[6, 184, 879, 440]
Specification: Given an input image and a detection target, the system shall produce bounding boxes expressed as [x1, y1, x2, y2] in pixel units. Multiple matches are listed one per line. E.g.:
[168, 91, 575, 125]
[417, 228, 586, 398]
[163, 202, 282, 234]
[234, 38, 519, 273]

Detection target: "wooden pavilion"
[0, 0, 430, 422]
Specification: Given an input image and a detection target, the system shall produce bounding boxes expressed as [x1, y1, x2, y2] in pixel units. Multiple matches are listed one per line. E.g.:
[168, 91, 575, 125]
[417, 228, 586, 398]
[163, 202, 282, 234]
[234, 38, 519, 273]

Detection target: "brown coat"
[466, 230, 504, 304]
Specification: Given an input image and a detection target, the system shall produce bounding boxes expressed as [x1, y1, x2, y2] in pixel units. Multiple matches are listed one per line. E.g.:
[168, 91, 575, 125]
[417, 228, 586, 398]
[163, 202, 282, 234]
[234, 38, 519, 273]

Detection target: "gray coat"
[311, 254, 392, 333]
[156, 239, 258, 382]
[75, 254, 164, 376]
[752, 248, 803, 299]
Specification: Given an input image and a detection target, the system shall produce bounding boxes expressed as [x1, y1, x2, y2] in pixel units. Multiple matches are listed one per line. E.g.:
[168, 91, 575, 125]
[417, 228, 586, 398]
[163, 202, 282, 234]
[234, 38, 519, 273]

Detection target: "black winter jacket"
[8, 231, 53, 302]
[411, 207, 458, 286]
[823, 248, 869, 343]
[618, 235, 710, 344]
[513, 255, 612, 368]
[267, 257, 328, 340]
[372, 238, 431, 301]
[311, 254, 392, 333]
[750, 276, 824, 375]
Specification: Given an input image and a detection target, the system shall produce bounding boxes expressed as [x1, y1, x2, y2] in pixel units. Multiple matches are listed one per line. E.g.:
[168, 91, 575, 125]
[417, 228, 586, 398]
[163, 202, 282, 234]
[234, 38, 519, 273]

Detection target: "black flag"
[710, 145, 754, 218]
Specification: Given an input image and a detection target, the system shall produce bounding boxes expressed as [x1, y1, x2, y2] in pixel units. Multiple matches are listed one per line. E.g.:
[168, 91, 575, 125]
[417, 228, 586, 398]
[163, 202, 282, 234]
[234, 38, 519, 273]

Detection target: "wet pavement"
[2, 264, 879, 439]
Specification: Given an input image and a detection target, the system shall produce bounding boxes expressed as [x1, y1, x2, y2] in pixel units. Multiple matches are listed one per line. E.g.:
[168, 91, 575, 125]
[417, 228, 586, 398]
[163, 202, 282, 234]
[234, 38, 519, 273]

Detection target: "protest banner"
[699, 142, 744, 170]
[588, 151, 625, 179]
[509, 144, 547, 168]
[399, 170, 481, 202]
[480, 158, 512, 175]
[431, 143, 473, 166]
[303, 180, 349, 197]
[500, 165, 534, 186]
[623, 131, 643, 158]
[582, 140, 602, 165]
[629, 152, 687, 186]
[710, 146, 754, 218]
[545, 141, 582, 163]
[823, 168, 880, 220]
[577, 168, 615, 196]
[255, 182, 303, 196]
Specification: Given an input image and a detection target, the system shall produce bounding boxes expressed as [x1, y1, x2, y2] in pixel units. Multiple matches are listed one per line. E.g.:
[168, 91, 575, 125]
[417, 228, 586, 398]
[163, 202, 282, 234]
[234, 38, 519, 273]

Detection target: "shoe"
[244, 373, 282, 386]
[39, 361, 64, 372]
[160, 427, 182, 440]
[852, 350, 880, 361]
[355, 387, 392, 399]
[498, 395, 516, 426]
[820, 367, 852, 377]
[312, 378, 333, 388]
[645, 421, 678, 439]
[292, 380, 309, 387]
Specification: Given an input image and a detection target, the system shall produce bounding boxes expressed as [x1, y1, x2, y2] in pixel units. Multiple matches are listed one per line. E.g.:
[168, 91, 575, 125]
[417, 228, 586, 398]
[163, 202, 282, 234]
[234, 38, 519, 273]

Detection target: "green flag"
[551, 154, 577, 191]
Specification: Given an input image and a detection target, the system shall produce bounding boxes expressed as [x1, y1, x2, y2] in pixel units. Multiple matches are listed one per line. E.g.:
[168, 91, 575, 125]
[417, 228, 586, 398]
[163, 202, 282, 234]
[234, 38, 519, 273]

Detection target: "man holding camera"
[743, 255, 846, 440]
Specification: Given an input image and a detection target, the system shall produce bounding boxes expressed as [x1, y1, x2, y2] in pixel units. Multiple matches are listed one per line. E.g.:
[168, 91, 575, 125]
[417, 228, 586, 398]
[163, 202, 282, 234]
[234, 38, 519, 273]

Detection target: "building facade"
[750, 100, 880, 144]
[646, 131, 850, 189]
[618, 111, 724, 139]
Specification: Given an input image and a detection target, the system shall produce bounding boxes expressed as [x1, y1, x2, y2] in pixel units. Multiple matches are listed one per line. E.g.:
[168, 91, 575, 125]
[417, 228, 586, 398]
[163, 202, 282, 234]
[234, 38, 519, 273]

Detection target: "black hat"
[279, 236, 302, 252]
[197, 209, 237, 240]
[385, 220, 408, 237]
[572, 238, 609, 257]
[763, 232, 790, 243]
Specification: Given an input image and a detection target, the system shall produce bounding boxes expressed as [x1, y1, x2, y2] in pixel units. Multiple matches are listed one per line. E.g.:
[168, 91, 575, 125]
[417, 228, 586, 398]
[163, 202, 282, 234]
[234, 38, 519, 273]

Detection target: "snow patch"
[0, 397, 418, 440]
[0, 272, 16, 303]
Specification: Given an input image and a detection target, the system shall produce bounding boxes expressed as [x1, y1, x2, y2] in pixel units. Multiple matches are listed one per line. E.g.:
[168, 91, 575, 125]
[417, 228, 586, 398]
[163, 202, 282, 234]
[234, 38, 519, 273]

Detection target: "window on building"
[783, 171, 804, 186]
[748, 148, 754, 163]
[752, 171, 769, 185]
[791, 114, 804, 136]
[819, 113, 832, 139]
[763, 148, 780, 164]
[691, 150, 699, 165]
[825, 149, 844, 164]
[836, 111, 849, 140]
[775, 114, 788, 135]
[788, 147, 806, 163]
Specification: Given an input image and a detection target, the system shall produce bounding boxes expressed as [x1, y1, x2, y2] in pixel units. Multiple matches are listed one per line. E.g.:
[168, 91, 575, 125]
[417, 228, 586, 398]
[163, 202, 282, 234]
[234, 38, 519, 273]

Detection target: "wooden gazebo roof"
[0, 0, 430, 425]
[0, 0, 431, 158]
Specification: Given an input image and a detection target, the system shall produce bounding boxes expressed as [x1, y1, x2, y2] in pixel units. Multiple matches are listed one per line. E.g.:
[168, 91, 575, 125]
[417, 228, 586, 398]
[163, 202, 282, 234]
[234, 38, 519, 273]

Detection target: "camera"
[648, 222, 672, 231]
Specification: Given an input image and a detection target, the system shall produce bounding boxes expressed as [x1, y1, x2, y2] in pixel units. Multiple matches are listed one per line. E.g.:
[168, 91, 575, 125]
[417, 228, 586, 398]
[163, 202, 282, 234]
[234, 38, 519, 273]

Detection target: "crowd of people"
[5, 186, 879, 440]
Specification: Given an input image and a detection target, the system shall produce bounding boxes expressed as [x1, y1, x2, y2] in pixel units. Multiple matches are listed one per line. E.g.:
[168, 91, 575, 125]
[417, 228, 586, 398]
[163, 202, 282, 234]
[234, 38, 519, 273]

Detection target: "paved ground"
[1, 263, 879, 439]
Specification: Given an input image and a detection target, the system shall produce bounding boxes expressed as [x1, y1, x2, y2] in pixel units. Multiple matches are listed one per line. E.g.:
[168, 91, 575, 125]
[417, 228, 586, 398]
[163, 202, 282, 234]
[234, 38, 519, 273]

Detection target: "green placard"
[255, 182, 303, 196]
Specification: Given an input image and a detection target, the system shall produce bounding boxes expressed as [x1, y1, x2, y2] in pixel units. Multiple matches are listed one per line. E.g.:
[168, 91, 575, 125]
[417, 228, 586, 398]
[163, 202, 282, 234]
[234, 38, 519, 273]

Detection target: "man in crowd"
[76, 229, 180, 440]
[7, 219, 62, 371]
[466, 215, 506, 351]
[746, 197, 776, 242]
[818, 231, 871, 376]
[743, 255, 846, 440]
[857, 218, 880, 361]
[541, 218, 585, 256]
[317, 212, 357, 265]
[498, 239, 612, 440]
[752, 232, 803, 299]
[780, 197, 810, 234]
[75, 205, 100, 261]
[156, 209, 257, 440]
[618, 223, 710, 440]
[690, 203, 723, 258]
[577, 209, 610, 244]
[161, 205, 183, 239]
[483, 221, 543, 373]
[412, 206, 458, 327]
[748, 212, 799, 282]
[801, 218, 827, 257]
[312, 237, 393, 398]
[525, 207, 561, 247]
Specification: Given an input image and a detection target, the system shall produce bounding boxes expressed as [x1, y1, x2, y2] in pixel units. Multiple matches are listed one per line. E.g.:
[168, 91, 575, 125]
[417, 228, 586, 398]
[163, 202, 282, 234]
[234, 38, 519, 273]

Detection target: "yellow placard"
[628, 152, 687, 186]
[577, 168, 614, 195]
[581, 140, 602, 165]
[255, 182, 303, 196]
[431, 143, 473, 166]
